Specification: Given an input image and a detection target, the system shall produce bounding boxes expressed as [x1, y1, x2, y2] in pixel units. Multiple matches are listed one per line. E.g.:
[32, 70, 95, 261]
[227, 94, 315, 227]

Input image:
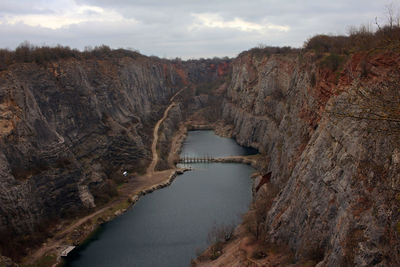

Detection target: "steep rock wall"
[220, 50, 400, 265]
[155, 59, 231, 171]
[0, 53, 231, 247]
[0, 56, 185, 236]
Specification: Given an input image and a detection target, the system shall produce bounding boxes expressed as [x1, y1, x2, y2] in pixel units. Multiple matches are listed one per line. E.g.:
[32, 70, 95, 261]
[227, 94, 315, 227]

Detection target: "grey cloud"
[0, 1, 55, 15]
[75, 0, 385, 18]
[0, 0, 396, 58]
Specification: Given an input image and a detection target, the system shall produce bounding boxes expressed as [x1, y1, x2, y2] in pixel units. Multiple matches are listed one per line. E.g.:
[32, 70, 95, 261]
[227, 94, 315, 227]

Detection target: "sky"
[0, 0, 398, 59]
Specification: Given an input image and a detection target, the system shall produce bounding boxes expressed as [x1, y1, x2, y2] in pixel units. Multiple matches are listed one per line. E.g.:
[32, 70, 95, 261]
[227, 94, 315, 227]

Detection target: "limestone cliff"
[1, 43, 400, 266]
[0, 54, 181, 243]
[218, 48, 400, 265]
[0, 49, 231, 259]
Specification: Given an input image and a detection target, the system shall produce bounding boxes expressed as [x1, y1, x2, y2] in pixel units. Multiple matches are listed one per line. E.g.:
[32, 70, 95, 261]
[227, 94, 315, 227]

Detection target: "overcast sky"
[0, 0, 398, 59]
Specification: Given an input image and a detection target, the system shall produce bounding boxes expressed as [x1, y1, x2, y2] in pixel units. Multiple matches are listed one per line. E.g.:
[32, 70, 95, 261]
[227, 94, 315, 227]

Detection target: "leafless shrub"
[304, 34, 350, 54]
[239, 45, 300, 58]
[242, 183, 279, 240]
[305, 10, 400, 54]
[207, 222, 235, 245]
[197, 223, 236, 261]
[0, 42, 142, 70]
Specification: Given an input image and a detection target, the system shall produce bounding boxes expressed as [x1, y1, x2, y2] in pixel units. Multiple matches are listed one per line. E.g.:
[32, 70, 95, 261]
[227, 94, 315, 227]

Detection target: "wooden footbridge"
[178, 155, 215, 163]
[178, 155, 254, 165]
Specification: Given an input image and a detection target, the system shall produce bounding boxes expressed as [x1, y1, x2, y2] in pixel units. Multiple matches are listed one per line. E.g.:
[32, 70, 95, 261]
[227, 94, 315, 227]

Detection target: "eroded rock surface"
[0, 55, 227, 236]
[218, 50, 400, 265]
[1, 46, 400, 266]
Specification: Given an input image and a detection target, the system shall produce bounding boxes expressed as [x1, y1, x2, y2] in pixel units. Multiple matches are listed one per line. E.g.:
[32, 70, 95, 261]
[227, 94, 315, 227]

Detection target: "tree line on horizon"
[0, 14, 399, 71]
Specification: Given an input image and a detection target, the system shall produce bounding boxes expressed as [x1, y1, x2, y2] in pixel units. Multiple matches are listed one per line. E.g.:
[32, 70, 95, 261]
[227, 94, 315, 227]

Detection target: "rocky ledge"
[212, 48, 400, 265]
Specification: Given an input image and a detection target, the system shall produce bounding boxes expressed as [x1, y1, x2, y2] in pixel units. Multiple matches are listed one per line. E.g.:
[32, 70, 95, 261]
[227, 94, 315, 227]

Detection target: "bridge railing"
[178, 155, 215, 163]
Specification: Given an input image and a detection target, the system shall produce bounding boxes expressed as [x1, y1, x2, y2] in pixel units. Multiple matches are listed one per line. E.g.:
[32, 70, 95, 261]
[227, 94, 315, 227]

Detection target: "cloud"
[189, 13, 289, 33]
[1, 0, 134, 29]
[0, 0, 397, 58]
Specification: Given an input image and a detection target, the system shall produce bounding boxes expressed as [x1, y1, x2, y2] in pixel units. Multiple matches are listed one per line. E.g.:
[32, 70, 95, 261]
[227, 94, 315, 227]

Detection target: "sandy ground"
[194, 225, 293, 267]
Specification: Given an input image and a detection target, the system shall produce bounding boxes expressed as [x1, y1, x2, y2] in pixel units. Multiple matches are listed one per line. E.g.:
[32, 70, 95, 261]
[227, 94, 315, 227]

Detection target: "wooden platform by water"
[60, 246, 75, 257]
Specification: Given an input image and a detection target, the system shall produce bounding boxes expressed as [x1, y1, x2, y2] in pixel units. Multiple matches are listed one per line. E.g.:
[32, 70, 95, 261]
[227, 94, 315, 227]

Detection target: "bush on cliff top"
[0, 42, 142, 70]
[304, 24, 400, 54]
[239, 45, 300, 58]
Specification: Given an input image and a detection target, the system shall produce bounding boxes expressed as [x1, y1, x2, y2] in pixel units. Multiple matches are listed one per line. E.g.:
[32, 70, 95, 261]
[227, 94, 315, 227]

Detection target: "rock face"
[0, 51, 230, 259]
[0, 55, 186, 237]
[155, 59, 231, 171]
[220, 49, 400, 265]
[1, 45, 399, 266]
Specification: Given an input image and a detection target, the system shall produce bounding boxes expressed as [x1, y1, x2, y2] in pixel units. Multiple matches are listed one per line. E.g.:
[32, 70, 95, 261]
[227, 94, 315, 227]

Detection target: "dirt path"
[147, 103, 176, 173]
[24, 169, 179, 266]
[147, 87, 186, 173]
[27, 204, 115, 266]
[23, 87, 188, 266]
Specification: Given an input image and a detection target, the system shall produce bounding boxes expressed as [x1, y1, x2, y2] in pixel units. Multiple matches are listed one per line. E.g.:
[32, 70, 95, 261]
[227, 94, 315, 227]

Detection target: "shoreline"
[133, 168, 190, 199]
[26, 168, 191, 267]
[24, 125, 261, 267]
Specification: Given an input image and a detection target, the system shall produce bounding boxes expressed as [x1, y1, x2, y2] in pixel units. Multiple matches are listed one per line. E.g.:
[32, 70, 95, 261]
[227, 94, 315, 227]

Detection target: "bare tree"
[384, 3, 400, 28]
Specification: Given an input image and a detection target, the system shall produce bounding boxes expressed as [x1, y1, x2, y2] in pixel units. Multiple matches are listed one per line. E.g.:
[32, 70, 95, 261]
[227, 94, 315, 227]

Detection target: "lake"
[65, 130, 256, 267]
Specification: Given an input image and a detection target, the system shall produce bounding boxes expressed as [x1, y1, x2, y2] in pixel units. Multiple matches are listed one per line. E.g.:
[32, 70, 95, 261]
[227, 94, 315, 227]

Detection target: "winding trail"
[23, 87, 187, 266]
[147, 87, 186, 173]
[27, 204, 116, 266]
[147, 103, 176, 173]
